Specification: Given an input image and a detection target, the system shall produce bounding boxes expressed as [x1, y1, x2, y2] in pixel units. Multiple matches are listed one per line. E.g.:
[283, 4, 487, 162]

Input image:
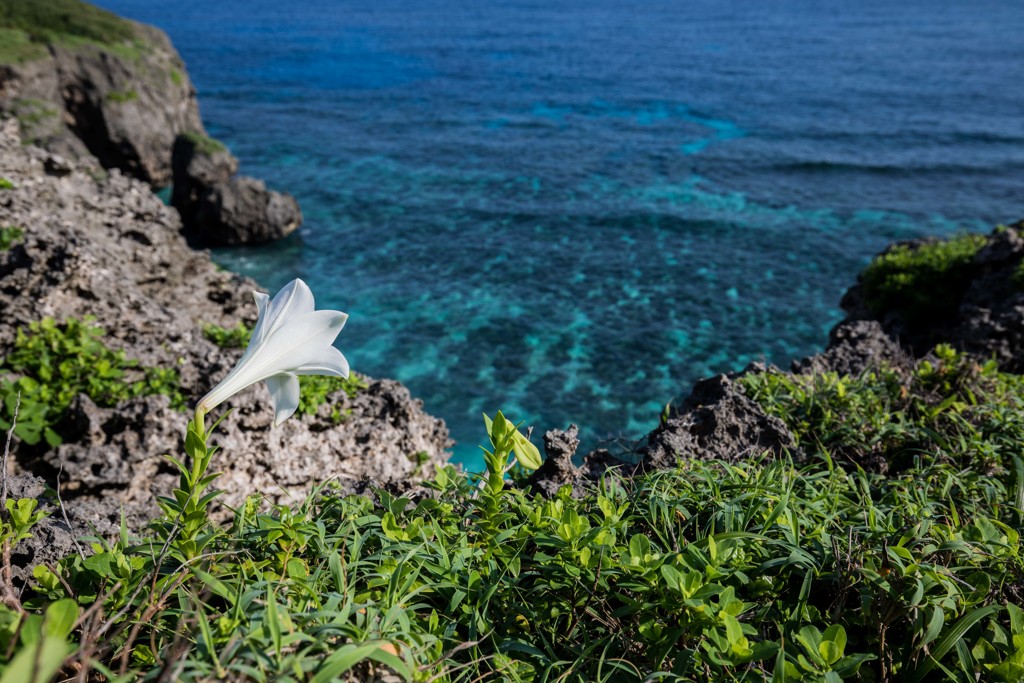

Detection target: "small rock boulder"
[172, 133, 302, 245]
[641, 371, 797, 470]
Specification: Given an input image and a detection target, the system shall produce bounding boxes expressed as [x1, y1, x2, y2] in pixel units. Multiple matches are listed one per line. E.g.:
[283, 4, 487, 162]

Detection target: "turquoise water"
[97, 0, 1023, 467]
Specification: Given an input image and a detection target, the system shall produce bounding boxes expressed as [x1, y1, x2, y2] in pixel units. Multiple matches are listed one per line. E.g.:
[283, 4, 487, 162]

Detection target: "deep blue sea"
[97, 0, 1024, 467]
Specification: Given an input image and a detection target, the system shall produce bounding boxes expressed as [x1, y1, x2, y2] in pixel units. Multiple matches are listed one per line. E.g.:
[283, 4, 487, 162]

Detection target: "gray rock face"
[641, 371, 797, 469]
[838, 222, 1024, 371]
[0, 22, 203, 187]
[172, 134, 303, 245]
[0, 121, 451, 545]
[794, 320, 910, 376]
[526, 425, 632, 498]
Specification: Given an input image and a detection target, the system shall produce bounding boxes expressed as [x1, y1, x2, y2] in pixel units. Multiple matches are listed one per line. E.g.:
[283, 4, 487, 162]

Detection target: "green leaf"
[0, 634, 72, 683]
[312, 642, 404, 683]
[42, 599, 78, 639]
[909, 604, 1003, 683]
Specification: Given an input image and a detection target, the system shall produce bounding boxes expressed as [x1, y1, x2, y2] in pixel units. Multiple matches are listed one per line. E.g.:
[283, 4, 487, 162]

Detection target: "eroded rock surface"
[0, 122, 450, 537]
[0, 22, 203, 187]
[641, 371, 798, 470]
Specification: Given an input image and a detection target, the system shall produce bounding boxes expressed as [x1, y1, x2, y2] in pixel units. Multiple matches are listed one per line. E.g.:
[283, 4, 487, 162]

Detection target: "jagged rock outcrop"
[0, 17, 203, 186]
[172, 134, 303, 245]
[526, 425, 631, 498]
[0, 121, 451, 535]
[794, 319, 910, 376]
[838, 222, 1024, 371]
[0, 1, 302, 245]
[641, 370, 798, 470]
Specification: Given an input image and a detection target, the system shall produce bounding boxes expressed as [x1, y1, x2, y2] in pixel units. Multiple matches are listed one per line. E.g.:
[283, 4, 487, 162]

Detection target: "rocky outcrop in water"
[0, 121, 451, 543]
[171, 134, 303, 245]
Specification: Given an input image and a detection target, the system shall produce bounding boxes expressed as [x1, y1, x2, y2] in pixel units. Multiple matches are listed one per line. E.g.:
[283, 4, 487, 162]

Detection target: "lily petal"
[293, 344, 350, 377]
[265, 372, 300, 426]
[251, 279, 316, 346]
[197, 278, 350, 427]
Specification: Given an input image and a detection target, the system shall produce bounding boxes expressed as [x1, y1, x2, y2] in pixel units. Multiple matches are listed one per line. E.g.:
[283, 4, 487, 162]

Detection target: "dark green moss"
[104, 89, 138, 104]
[861, 233, 986, 323]
[181, 131, 228, 156]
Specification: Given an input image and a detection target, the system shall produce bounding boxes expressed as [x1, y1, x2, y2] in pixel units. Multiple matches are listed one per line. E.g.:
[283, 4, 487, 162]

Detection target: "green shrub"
[739, 344, 1024, 473]
[296, 373, 368, 422]
[0, 178, 14, 190]
[202, 321, 252, 349]
[861, 233, 986, 322]
[13, 439, 1024, 681]
[0, 226, 23, 251]
[0, 317, 184, 446]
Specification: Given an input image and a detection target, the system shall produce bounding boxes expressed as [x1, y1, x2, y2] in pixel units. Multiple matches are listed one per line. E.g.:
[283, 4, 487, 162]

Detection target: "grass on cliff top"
[860, 232, 986, 323]
[1, 343, 1024, 680]
[0, 0, 144, 64]
[181, 130, 229, 156]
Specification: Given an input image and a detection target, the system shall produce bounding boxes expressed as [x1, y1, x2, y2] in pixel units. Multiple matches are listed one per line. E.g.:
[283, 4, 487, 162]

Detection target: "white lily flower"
[197, 278, 349, 426]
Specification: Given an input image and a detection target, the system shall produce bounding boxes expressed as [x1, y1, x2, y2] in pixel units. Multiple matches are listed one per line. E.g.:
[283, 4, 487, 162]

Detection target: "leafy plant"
[0, 227, 22, 251]
[739, 344, 1024, 473]
[0, 317, 185, 446]
[202, 321, 252, 349]
[861, 233, 986, 322]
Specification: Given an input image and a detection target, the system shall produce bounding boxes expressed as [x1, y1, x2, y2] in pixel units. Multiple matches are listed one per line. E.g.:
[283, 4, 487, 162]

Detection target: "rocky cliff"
[0, 1, 203, 186]
[0, 120, 450, 574]
[0, 0, 303, 244]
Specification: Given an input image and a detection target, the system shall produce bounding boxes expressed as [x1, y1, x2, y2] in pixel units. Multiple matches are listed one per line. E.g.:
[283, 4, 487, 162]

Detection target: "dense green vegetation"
[860, 234, 986, 322]
[0, 0, 149, 65]
[0, 343, 1021, 680]
[0, 317, 184, 446]
[739, 344, 1024, 474]
[0, 0, 134, 46]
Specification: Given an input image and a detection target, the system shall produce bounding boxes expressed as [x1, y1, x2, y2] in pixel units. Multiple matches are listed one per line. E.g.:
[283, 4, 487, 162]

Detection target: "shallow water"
[97, 0, 1024, 467]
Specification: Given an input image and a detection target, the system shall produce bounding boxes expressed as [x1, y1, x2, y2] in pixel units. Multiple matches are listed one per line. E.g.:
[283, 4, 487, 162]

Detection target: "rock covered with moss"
[0, 0, 204, 186]
[0, 120, 451, 536]
[840, 222, 1024, 370]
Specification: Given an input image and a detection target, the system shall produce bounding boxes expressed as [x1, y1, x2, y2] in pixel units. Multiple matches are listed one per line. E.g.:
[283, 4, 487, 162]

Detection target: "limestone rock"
[172, 134, 303, 245]
[641, 371, 797, 469]
[0, 122, 450, 552]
